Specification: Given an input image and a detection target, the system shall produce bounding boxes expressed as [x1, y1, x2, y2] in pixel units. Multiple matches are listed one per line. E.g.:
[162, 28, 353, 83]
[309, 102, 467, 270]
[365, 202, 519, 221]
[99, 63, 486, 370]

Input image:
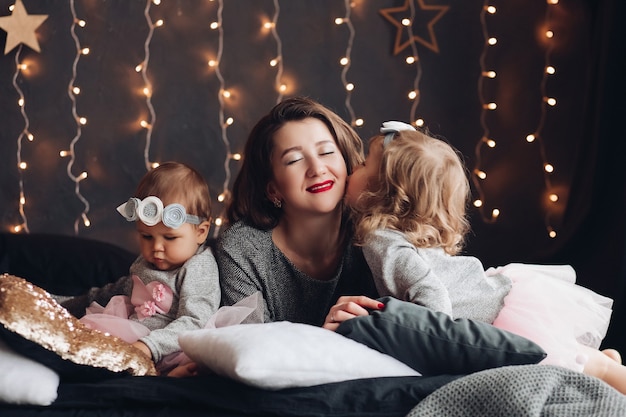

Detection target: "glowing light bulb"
[401, 18, 411, 26]
[208, 60, 217, 67]
[526, 134, 536, 143]
[484, 102, 497, 110]
[60, 150, 70, 157]
[270, 59, 278, 67]
[491, 208, 500, 219]
[546, 97, 557, 106]
[473, 200, 483, 208]
[140, 120, 150, 128]
[548, 229, 557, 238]
[335, 18, 344, 25]
[226, 117, 234, 126]
[482, 71, 496, 78]
[549, 193, 558, 202]
[27, 133, 33, 141]
[406, 56, 416, 64]
[408, 90, 418, 100]
[345, 83, 354, 91]
[72, 86, 81, 94]
[545, 30, 554, 39]
[135, 64, 143, 72]
[218, 193, 226, 202]
[77, 19, 86, 27]
[210, 22, 219, 30]
[488, 37, 497, 45]
[355, 119, 364, 127]
[475, 170, 487, 180]
[485, 5, 496, 13]
[79, 117, 87, 125]
[18, 98, 24, 107]
[546, 66, 556, 75]
[415, 119, 425, 127]
[155, 19, 164, 27]
[231, 153, 242, 161]
[215, 217, 223, 227]
[340, 57, 349, 66]
[544, 163, 554, 173]
[19, 162, 27, 170]
[485, 138, 496, 148]
[78, 172, 88, 180]
[222, 90, 231, 98]
[81, 47, 90, 55]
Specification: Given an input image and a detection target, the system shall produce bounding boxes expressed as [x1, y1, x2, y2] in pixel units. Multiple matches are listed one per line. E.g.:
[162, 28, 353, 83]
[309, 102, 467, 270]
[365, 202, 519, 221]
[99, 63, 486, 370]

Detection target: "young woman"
[216, 96, 382, 328]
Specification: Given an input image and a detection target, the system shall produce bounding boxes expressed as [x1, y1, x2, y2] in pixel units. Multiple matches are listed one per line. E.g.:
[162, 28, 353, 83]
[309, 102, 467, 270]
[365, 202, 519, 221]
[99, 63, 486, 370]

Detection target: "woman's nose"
[307, 157, 327, 176]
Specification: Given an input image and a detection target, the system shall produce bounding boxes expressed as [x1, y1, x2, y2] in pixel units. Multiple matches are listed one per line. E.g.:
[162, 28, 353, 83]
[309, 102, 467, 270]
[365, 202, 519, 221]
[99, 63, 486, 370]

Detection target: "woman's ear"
[195, 220, 211, 244]
[266, 181, 281, 202]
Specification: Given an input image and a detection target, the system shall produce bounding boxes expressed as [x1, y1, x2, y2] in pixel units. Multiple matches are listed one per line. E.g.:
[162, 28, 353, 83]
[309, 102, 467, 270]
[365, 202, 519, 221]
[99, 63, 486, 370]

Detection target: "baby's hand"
[167, 362, 199, 378]
[131, 341, 152, 358]
[322, 295, 385, 331]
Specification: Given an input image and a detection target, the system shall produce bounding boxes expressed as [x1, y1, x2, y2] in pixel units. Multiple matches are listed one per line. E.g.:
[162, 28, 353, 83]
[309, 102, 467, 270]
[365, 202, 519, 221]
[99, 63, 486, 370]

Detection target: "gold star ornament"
[0, 0, 48, 55]
[380, 0, 449, 55]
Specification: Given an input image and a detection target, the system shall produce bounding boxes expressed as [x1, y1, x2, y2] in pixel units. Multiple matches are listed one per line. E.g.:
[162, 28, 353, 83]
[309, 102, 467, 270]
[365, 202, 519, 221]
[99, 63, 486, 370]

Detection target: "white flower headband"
[117, 196, 204, 229]
[380, 121, 416, 148]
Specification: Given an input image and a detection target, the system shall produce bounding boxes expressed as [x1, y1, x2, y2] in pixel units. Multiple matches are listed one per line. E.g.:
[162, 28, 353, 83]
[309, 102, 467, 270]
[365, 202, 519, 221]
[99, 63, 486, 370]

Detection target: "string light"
[268, 0, 284, 103]
[337, 0, 359, 127]
[12, 46, 30, 233]
[138, 0, 159, 171]
[211, 0, 232, 237]
[471, 2, 499, 223]
[529, 1, 560, 238]
[66, 0, 91, 233]
[404, 0, 425, 127]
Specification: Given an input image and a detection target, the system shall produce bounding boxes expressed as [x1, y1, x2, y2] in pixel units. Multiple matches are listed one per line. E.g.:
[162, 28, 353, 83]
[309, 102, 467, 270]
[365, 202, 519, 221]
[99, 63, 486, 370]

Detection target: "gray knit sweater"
[362, 229, 511, 323]
[216, 221, 378, 326]
[61, 244, 220, 362]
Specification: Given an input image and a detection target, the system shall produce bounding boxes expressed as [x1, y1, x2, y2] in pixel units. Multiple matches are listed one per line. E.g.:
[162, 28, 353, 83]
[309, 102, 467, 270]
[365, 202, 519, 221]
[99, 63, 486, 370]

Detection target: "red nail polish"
[378, 303, 385, 309]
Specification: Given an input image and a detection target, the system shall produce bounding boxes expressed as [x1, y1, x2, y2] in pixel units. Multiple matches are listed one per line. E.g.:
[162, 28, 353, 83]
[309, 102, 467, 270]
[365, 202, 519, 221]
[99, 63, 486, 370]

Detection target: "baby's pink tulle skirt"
[490, 263, 613, 372]
[80, 292, 264, 373]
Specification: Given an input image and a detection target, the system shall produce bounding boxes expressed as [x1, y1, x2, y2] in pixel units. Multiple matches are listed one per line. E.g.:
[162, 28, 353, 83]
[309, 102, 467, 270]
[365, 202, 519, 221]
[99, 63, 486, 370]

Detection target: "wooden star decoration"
[380, 0, 449, 55]
[0, 0, 48, 55]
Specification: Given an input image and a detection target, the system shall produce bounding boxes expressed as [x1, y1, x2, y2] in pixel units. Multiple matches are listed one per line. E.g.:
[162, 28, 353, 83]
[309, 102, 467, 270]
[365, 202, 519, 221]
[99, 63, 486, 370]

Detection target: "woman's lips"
[307, 180, 334, 193]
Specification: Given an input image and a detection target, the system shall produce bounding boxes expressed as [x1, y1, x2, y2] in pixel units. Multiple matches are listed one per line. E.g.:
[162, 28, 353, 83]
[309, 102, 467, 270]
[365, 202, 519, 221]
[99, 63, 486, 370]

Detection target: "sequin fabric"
[0, 274, 156, 376]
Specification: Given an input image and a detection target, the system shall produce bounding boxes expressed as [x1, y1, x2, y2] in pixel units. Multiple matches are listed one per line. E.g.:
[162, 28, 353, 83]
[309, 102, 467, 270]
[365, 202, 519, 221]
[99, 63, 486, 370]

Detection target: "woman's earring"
[272, 197, 282, 208]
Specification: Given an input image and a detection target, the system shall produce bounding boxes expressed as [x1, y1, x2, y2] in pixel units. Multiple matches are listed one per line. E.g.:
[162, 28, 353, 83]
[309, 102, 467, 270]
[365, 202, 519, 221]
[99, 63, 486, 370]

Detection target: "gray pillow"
[336, 296, 546, 376]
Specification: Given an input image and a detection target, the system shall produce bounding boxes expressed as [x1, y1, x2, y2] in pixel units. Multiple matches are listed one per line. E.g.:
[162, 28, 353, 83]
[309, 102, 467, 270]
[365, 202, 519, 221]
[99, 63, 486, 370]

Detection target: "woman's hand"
[322, 295, 385, 331]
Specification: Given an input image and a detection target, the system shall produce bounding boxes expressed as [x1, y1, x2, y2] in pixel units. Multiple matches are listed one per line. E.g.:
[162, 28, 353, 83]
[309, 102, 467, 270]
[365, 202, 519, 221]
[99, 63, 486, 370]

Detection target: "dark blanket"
[2, 373, 458, 417]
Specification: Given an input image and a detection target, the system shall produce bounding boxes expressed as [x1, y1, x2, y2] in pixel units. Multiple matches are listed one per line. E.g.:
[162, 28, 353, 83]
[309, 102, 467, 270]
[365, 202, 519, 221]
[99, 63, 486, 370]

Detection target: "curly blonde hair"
[352, 130, 470, 255]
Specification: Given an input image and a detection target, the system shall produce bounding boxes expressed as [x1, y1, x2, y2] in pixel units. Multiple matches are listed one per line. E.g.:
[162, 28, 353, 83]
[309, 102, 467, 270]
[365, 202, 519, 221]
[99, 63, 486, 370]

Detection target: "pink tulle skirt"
[80, 295, 151, 343]
[490, 263, 613, 372]
[80, 292, 265, 373]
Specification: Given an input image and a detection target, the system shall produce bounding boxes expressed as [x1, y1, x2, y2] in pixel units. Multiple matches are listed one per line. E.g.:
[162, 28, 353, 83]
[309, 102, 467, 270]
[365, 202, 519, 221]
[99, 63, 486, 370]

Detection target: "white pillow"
[0, 338, 59, 405]
[179, 321, 420, 390]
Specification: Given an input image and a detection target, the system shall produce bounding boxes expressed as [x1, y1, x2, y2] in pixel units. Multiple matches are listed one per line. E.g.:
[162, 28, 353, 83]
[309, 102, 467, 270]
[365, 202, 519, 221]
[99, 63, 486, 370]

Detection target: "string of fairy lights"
[138, 0, 161, 171]
[471, 0, 561, 238]
[336, 0, 361, 128]
[11, 44, 30, 233]
[404, 0, 425, 128]
[2, 0, 566, 241]
[63, 0, 90, 234]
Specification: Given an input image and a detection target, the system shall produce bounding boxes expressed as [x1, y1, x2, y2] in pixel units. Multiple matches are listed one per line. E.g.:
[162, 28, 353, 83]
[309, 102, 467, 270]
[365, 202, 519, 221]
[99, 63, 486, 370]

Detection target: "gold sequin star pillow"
[0, 274, 157, 381]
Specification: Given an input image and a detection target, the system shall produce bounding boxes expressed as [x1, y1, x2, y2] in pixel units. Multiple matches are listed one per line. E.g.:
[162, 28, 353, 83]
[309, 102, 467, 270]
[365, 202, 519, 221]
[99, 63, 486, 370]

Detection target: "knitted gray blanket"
[407, 365, 626, 417]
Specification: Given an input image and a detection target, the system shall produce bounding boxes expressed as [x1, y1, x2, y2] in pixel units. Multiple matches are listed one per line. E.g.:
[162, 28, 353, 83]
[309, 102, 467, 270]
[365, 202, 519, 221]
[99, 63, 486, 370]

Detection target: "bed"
[1, 232, 625, 417]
